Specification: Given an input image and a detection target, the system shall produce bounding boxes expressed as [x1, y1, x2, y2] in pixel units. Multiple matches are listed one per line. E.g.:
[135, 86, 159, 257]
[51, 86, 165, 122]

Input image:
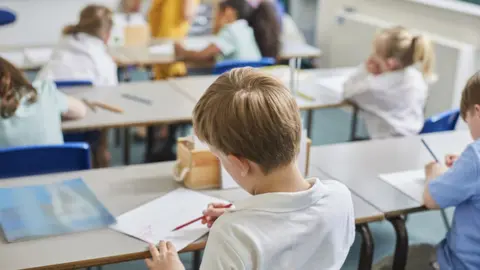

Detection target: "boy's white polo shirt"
[200, 178, 355, 270]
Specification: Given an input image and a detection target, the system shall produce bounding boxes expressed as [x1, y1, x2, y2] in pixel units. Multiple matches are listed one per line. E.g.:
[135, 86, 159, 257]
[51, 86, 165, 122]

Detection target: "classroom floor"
[24, 70, 451, 269]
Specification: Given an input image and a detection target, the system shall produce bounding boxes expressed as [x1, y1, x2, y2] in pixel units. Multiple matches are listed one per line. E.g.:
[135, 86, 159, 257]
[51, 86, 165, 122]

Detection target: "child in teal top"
[174, 0, 280, 63]
[0, 57, 86, 147]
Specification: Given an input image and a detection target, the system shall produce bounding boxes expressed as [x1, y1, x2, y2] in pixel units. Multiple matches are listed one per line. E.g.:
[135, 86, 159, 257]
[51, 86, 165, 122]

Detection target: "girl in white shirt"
[37, 5, 117, 167]
[36, 5, 118, 86]
[344, 26, 435, 139]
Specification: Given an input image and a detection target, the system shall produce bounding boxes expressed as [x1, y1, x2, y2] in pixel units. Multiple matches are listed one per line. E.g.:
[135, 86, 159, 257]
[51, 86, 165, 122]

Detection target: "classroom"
[0, 0, 479, 269]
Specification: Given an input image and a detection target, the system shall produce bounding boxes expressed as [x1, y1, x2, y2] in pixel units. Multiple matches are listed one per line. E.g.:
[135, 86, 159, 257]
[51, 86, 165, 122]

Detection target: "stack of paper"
[378, 169, 425, 202]
[24, 48, 53, 65]
[111, 188, 229, 250]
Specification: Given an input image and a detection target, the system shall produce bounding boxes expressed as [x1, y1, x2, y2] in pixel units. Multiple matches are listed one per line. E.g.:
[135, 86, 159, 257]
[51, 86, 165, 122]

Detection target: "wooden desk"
[60, 81, 196, 165]
[0, 162, 382, 270]
[169, 67, 356, 138]
[4, 37, 321, 71]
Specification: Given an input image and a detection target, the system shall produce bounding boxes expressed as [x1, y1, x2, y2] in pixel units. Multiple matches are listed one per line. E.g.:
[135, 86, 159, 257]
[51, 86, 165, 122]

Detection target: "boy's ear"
[473, 104, 480, 117]
[227, 154, 250, 175]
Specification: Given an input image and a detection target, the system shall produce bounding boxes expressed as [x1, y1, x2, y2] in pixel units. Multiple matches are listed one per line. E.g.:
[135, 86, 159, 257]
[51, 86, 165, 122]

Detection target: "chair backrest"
[420, 108, 460, 134]
[54, 80, 93, 88]
[0, 9, 16, 26]
[213, 57, 276, 75]
[0, 143, 91, 179]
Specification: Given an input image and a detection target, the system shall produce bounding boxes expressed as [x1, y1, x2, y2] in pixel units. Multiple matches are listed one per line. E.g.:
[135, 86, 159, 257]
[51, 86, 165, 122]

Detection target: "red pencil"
[173, 203, 233, 231]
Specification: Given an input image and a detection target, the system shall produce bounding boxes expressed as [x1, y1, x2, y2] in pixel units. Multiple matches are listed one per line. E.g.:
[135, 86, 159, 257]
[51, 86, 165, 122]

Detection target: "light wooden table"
[2, 37, 321, 71]
[309, 130, 472, 270]
[169, 67, 357, 138]
[0, 162, 382, 270]
[60, 81, 196, 165]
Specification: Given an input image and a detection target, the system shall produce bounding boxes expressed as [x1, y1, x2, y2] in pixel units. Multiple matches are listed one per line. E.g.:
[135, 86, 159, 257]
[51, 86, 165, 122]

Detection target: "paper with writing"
[111, 188, 228, 250]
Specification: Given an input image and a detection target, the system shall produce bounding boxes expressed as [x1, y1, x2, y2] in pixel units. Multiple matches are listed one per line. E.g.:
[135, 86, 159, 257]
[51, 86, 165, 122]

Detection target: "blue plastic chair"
[0, 9, 16, 26]
[420, 108, 460, 134]
[213, 57, 276, 75]
[0, 143, 91, 179]
[54, 80, 95, 143]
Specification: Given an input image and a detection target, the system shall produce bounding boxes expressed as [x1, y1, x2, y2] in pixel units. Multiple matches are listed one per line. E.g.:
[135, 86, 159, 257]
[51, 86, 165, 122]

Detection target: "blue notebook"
[0, 178, 116, 242]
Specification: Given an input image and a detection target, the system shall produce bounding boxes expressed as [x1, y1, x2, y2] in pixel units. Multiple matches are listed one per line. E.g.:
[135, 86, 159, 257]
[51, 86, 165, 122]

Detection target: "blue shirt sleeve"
[429, 144, 480, 208]
[33, 80, 68, 114]
[214, 25, 236, 57]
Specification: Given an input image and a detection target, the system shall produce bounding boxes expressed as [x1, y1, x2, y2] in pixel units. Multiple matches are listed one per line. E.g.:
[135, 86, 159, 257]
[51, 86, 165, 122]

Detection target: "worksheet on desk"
[111, 188, 229, 250]
[378, 169, 425, 202]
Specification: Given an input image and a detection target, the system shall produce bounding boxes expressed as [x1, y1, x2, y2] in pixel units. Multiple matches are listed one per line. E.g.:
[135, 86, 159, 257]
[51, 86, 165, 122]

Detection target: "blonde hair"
[63, 5, 113, 39]
[193, 67, 302, 174]
[375, 26, 435, 79]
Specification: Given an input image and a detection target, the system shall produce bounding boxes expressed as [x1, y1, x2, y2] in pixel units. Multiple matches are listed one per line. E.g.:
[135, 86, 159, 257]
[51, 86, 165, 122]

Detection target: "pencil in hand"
[93, 101, 124, 114]
[173, 203, 233, 231]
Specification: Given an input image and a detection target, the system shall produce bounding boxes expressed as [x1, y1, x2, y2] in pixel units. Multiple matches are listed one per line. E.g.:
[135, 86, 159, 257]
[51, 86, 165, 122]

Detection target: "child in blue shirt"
[424, 72, 480, 269]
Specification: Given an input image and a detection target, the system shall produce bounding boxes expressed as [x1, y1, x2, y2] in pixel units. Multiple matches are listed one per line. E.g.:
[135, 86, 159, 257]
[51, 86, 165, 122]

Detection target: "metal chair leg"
[356, 224, 374, 270]
[193, 251, 202, 270]
[349, 105, 359, 141]
[388, 216, 409, 270]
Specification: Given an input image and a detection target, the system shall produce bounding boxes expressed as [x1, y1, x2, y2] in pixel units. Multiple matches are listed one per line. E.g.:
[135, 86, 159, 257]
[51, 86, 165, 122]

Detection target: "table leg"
[146, 126, 155, 160]
[356, 224, 374, 270]
[349, 105, 359, 141]
[148, 65, 155, 81]
[289, 58, 296, 94]
[123, 127, 131, 165]
[306, 109, 314, 138]
[388, 216, 409, 270]
[193, 251, 202, 270]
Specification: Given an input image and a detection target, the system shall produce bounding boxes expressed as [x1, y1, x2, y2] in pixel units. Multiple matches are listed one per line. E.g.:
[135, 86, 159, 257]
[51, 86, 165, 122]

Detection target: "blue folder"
[0, 178, 116, 242]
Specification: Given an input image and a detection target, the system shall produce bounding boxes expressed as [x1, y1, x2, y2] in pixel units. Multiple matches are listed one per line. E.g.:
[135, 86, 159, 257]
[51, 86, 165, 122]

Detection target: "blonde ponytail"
[412, 35, 436, 79]
[62, 5, 113, 39]
[62, 24, 79, 35]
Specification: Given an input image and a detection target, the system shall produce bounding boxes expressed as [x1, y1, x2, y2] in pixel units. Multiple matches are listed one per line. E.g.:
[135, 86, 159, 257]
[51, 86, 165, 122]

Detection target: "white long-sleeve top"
[343, 65, 428, 139]
[36, 33, 118, 87]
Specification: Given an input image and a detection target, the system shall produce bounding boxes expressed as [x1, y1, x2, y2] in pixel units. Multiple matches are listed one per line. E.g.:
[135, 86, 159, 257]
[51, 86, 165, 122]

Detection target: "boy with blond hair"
[423, 72, 480, 270]
[146, 68, 355, 270]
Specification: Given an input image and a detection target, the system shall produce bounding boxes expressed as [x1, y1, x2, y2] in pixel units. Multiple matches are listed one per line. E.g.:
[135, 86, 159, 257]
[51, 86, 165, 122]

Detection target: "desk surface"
[2, 37, 321, 71]
[61, 81, 195, 131]
[169, 67, 354, 111]
[310, 130, 471, 216]
[0, 162, 382, 270]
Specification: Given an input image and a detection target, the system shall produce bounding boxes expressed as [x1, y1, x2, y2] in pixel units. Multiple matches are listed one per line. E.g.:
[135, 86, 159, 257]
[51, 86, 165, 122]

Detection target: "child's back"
[36, 5, 117, 86]
[201, 179, 354, 269]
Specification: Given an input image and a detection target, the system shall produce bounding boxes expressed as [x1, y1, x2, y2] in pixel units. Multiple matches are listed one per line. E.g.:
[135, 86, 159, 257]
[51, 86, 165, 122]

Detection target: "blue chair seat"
[0, 143, 91, 179]
[213, 57, 276, 75]
[0, 9, 16, 26]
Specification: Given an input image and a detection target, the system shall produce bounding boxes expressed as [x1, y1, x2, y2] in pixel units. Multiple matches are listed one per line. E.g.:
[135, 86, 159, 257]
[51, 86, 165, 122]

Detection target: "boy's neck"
[253, 163, 312, 195]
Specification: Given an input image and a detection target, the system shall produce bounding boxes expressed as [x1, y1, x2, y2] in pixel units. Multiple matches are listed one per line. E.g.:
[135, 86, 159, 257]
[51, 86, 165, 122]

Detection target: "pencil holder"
[173, 137, 312, 190]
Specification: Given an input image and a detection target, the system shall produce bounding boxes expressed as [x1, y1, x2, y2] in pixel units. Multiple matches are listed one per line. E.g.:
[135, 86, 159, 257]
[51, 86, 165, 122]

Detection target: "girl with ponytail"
[343, 26, 436, 139]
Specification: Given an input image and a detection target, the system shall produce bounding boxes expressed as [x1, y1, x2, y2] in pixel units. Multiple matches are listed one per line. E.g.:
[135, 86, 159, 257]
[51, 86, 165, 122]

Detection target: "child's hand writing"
[425, 162, 447, 181]
[445, 154, 459, 168]
[145, 241, 185, 270]
[201, 203, 231, 228]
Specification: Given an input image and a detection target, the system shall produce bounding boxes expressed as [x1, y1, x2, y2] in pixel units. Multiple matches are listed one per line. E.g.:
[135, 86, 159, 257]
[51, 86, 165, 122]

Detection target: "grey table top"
[309, 130, 472, 216]
[0, 161, 382, 270]
[169, 67, 355, 111]
[61, 81, 195, 131]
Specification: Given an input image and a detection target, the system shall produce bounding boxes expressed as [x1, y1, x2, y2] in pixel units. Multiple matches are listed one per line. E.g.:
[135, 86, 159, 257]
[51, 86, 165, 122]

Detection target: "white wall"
[0, 0, 120, 47]
[317, 0, 480, 67]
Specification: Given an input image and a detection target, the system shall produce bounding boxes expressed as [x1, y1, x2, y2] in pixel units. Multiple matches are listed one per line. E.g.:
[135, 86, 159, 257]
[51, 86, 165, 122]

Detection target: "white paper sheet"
[378, 169, 425, 202]
[149, 44, 174, 55]
[316, 76, 348, 94]
[0, 51, 25, 67]
[111, 188, 229, 249]
[24, 48, 53, 64]
[182, 39, 211, 52]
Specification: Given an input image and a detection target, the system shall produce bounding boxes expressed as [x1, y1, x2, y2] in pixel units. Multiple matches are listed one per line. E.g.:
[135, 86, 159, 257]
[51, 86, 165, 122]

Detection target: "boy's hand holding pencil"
[201, 203, 233, 228]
